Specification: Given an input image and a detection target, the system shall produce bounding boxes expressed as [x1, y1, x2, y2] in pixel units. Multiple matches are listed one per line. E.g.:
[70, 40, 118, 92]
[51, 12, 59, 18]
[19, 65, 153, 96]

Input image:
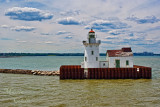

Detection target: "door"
[115, 60, 120, 68]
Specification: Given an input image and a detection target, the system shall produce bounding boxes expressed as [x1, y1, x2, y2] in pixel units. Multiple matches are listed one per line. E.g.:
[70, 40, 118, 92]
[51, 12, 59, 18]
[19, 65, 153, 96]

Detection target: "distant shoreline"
[0, 56, 21, 58]
[0, 52, 160, 57]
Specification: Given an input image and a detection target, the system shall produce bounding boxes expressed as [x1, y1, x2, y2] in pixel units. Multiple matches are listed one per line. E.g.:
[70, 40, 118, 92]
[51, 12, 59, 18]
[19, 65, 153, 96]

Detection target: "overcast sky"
[0, 0, 160, 53]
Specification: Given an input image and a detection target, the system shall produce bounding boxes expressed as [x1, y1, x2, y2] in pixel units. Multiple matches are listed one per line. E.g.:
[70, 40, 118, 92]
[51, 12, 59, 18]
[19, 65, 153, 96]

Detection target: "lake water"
[0, 56, 160, 106]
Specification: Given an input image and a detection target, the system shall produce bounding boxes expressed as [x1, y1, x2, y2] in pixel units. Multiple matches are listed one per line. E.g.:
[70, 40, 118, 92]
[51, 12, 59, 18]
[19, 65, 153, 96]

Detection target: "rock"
[31, 70, 35, 73]
[0, 69, 60, 76]
[33, 72, 37, 75]
[41, 72, 46, 75]
[47, 72, 52, 76]
[37, 71, 41, 75]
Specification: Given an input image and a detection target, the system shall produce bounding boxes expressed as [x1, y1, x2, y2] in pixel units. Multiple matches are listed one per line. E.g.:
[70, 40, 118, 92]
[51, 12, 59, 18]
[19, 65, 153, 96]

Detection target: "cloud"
[64, 36, 72, 39]
[0, 0, 22, 3]
[22, 1, 46, 9]
[0, 0, 5, 3]
[108, 30, 134, 37]
[56, 31, 73, 39]
[60, 10, 80, 16]
[128, 33, 134, 37]
[0, 0, 160, 53]
[108, 30, 124, 35]
[85, 19, 130, 32]
[0, 38, 12, 40]
[145, 26, 160, 32]
[1, 25, 35, 32]
[126, 16, 160, 24]
[101, 40, 114, 44]
[17, 41, 27, 43]
[45, 41, 53, 44]
[11, 26, 36, 32]
[41, 33, 52, 36]
[57, 17, 81, 25]
[1, 25, 10, 28]
[105, 36, 118, 39]
[56, 31, 71, 35]
[56, 30, 73, 39]
[5, 7, 53, 21]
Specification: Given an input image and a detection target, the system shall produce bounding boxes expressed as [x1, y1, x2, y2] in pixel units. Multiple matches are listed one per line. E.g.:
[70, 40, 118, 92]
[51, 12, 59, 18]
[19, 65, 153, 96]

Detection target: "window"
[126, 60, 129, 65]
[103, 63, 105, 66]
[85, 57, 87, 61]
[89, 38, 91, 43]
[96, 57, 98, 61]
[89, 35, 95, 38]
[91, 51, 94, 55]
[84, 57, 87, 61]
[115, 60, 120, 68]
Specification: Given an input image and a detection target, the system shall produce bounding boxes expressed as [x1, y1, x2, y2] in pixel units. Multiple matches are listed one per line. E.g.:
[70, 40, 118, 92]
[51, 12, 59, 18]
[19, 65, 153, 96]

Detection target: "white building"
[81, 29, 133, 68]
[81, 29, 101, 68]
[106, 48, 133, 68]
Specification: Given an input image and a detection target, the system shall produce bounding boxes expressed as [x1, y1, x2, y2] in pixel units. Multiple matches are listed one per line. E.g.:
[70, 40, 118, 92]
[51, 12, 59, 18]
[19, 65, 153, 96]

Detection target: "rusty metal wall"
[60, 65, 84, 79]
[60, 65, 152, 79]
[87, 67, 151, 79]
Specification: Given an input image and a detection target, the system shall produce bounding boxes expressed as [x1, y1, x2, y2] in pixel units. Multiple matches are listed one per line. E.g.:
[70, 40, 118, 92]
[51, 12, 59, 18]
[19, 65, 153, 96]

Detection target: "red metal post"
[148, 68, 152, 79]
[108, 68, 111, 79]
[101, 68, 104, 79]
[94, 68, 96, 79]
[98, 68, 100, 79]
[104, 68, 107, 79]
[134, 68, 138, 79]
[115, 68, 117, 79]
[144, 68, 148, 79]
[110, 68, 113, 79]
[142, 68, 145, 79]
[92, 68, 95, 79]
[127, 68, 131, 79]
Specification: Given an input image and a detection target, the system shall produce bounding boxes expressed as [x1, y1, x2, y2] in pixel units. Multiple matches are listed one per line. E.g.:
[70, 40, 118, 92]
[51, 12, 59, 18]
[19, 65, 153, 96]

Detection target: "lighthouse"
[81, 29, 101, 68]
[60, 29, 152, 79]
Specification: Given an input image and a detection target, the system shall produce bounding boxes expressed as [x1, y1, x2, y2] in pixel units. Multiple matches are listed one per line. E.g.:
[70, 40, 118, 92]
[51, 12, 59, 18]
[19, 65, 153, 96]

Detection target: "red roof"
[107, 50, 122, 57]
[89, 29, 95, 33]
[107, 47, 133, 57]
[122, 47, 132, 52]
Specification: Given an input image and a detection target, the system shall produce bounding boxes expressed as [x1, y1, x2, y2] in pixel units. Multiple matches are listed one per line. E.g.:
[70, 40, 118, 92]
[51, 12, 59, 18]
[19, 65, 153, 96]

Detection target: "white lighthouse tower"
[81, 29, 101, 68]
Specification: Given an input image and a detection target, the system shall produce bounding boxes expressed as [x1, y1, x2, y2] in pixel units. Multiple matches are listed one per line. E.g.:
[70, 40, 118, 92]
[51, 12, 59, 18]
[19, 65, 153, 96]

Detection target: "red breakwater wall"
[60, 65, 84, 79]
[88, 67, 151, 79]
[60, 65, 152, 79]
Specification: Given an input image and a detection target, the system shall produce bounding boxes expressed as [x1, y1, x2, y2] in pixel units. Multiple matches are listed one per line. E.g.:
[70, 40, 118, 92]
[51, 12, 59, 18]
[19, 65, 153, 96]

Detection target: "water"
[0, 56, 84, 71]
[0, 56, 160, 106]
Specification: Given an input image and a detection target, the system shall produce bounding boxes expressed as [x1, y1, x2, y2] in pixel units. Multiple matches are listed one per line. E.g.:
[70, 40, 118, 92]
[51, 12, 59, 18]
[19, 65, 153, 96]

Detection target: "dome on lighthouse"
[89, 29, 95, 33]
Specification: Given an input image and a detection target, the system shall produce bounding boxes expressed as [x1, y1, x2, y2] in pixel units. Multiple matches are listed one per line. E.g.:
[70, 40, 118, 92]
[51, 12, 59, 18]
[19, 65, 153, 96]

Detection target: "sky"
[0, 0, 160, 53]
